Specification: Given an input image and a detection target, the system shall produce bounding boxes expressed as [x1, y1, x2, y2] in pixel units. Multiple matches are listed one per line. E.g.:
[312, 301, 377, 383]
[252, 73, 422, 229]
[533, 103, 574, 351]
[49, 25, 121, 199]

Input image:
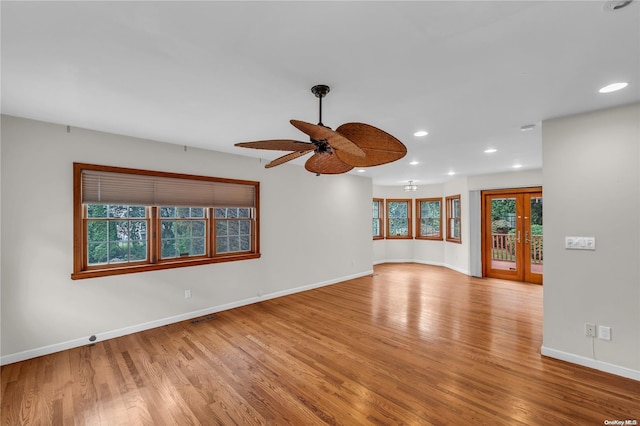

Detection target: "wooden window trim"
[385, 199, 413, 239]
[82, 205, 152, 271]
[415, 198, 443, 240]
[373, 198, 384, 240]
[72, 163, 260, 280]
[446, 194, 462, 244]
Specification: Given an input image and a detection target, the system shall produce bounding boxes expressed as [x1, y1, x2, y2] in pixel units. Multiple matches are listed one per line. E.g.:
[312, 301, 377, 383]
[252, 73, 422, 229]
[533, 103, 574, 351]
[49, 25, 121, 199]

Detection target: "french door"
[482, 188, 543, 284]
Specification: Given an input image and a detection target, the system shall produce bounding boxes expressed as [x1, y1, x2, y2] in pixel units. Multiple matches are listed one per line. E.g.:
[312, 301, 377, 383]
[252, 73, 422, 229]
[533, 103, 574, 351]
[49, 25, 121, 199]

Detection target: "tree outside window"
[416, 198, 442, 240]
[215, 208, 252, 254]
[386, 199, 412, 239]
[86, 204, 148, 265]
[373, 198, 384, 240]
[160, 207, 206, 259]
[446, 194, 462, 243]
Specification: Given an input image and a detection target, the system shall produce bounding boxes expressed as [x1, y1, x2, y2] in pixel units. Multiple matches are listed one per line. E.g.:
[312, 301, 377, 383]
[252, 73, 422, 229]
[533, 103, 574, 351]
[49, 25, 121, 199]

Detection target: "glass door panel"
[482, 188, 543, 284]
[524, 193, 543, 284]
[489, 197, 519, 273]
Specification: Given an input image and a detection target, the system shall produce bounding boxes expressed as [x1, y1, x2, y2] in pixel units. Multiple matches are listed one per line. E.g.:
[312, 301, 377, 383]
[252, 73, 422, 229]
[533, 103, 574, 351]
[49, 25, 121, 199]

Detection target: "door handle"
[517, 230, 521, 244]
[525, 231, 530, 243]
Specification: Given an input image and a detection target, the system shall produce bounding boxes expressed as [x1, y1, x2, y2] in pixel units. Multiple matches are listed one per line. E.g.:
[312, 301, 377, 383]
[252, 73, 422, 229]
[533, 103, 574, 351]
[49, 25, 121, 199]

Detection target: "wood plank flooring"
[2, 263, 639, 425]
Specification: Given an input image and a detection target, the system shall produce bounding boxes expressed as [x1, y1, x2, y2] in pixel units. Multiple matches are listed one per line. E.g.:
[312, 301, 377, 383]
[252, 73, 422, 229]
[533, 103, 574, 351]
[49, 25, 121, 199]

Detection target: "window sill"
[415, 236, 444, 241]
[71, 253, 261, 280]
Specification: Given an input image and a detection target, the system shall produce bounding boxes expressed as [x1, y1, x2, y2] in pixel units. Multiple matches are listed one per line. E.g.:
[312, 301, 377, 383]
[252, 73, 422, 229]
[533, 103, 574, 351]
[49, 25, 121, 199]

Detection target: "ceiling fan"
[234, 85, 407, 175]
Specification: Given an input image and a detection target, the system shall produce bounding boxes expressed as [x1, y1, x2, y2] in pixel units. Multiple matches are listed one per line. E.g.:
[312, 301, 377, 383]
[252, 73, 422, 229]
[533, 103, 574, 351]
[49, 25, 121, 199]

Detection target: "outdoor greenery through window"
[386, 199, 412, 239]
[73, 163, 260, 279]
[86, 204, 148, 265]
[160, 207, 206, 259]
[446, 194, 462, 243]
[372, 198, 384, 239]
[416, 198, 442, 240]
[215, 208, 252, 254]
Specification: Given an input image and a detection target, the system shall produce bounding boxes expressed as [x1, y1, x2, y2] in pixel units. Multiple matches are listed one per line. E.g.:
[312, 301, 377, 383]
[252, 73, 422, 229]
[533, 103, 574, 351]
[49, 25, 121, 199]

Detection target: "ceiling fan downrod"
[311, 84, 330, 127]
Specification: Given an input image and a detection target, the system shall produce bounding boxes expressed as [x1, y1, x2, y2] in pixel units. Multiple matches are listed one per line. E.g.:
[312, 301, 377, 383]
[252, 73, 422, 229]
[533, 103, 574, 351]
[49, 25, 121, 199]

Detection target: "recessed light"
[414, 130, 428, 137]
[409, 161, 420, 165]
[357, 169, 366, 173]
[484, 148, 497, 153]
[512, 164, 523, 169]
[599, 82, 628, 93]
[520, 124, 536, 132]
[447, 171, 456, 176]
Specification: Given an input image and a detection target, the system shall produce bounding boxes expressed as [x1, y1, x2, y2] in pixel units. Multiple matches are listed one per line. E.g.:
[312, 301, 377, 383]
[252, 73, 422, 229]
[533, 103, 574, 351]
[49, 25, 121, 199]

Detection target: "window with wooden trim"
[73, 163, 260, 279]
[372, 198, 384, 240]
[214, 208, 253, 254]
[446, 194, 462, 243]
[386, 199, 412, 239]
[85, 204, 149, 265]
[160, 207, 207, 259]
[416, 198, 442, 240]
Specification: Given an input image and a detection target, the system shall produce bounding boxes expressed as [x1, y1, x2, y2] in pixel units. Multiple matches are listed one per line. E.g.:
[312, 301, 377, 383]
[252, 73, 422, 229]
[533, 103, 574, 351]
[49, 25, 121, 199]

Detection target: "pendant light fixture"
[404, 180, 418, 192]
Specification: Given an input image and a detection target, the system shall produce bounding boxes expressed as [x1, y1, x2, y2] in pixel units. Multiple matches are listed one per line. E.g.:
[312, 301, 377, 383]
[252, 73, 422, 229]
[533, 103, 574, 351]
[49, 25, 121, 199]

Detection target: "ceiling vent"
[604, 0, 634, 11]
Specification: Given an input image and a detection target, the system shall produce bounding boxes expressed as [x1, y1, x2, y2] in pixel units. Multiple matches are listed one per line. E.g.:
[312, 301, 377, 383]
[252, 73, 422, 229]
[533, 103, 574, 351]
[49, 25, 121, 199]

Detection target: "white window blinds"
[81, 169, 256, 208]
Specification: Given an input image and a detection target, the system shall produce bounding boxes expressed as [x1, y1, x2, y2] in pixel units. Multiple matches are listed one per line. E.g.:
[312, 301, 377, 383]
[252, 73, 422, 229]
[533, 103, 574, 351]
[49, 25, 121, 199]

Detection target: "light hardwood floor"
[2, 263, 639, 425]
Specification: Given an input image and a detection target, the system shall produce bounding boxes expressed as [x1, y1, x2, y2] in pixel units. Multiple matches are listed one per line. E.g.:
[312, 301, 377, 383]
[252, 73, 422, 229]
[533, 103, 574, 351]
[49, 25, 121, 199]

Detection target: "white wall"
[468, 169, 542, 191]
[442, 178, 470, 274]
[541, 103, 640, 379]
[0, 115, 373, 363]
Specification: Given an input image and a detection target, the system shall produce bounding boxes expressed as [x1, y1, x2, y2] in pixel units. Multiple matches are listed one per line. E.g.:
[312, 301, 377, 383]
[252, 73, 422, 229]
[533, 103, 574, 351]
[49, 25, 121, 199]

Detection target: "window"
[73, 163, 260, 279]
[416, 198, 442, 240]
[160, 207, 207, 259]
[86, 204, 149, 265]
[386, 199, 412, 239]
[446, 194, 462, 243]
[372, 198, 384, 240]
[215, 208, 252, 254]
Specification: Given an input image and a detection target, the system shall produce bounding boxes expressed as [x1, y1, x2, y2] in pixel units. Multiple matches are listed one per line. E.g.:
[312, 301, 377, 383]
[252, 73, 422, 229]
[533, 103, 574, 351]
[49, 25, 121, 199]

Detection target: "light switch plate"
[565, 236, 596, 250]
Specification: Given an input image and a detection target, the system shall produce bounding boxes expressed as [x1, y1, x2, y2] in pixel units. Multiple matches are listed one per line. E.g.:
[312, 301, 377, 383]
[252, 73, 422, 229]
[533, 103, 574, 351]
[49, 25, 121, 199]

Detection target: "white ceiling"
[2, 1, 639, 186]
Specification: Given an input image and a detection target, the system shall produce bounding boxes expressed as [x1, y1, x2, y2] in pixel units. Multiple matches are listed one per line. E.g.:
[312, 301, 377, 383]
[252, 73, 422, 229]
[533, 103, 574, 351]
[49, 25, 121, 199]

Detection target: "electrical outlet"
[585, 323, 596, 337]
[185, 289, 192, 299]
[598, 325, 611, 341]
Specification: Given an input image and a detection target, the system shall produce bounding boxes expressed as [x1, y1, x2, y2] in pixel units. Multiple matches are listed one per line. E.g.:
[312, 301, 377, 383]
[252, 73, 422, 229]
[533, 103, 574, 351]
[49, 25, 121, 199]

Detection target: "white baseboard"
[373, 258, 415, 265]
[374, 259, 446, 268]
[373, 259, 468, 276]
[412, 259, 445, 267]
[541, 346, 640, 381]
[0, 269, 373, 366]
[443, 263, 469, 276]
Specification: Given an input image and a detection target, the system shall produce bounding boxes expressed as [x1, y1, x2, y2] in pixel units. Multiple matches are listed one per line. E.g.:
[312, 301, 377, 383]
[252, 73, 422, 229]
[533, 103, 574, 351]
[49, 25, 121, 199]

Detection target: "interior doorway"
[482, 187, 543, 284]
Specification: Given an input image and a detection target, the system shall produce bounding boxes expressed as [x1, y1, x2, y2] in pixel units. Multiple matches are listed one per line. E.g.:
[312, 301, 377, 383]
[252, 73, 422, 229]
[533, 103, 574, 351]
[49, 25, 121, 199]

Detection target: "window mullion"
[209, 207, 215, 258]
[150, 206, 158, 263]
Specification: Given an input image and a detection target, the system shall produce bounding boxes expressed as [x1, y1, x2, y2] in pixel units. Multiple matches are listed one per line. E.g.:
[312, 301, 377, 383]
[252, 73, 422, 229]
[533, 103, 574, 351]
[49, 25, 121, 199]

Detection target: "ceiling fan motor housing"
[311, 84, 330, 98]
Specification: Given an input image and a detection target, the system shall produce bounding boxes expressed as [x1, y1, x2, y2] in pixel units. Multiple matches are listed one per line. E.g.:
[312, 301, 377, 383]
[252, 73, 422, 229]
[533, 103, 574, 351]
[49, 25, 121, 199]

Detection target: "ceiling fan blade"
[305, 153, 354, 175]
[290, 120, 365, 158]
[265, 150, 314, 168]
[235, 139, 315, 151]
[334, 123, 407, 167]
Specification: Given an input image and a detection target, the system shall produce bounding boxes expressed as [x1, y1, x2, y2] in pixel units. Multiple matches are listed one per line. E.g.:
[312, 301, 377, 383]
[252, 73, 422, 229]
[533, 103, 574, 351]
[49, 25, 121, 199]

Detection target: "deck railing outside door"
[491, 233, 543, 264]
